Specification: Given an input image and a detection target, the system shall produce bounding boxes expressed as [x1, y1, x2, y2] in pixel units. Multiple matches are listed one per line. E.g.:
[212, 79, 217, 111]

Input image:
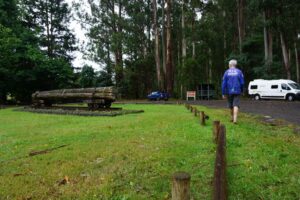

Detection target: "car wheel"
[254, 94, 260, 101]
[287, 94, 295, 101]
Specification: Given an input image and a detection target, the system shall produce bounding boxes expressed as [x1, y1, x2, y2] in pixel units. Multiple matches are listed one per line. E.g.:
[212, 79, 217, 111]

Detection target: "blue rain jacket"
[222, 67, 244, 95]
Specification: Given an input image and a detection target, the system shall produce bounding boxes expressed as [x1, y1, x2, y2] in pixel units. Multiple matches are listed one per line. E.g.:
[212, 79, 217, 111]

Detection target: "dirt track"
[191, 99, 300, 125]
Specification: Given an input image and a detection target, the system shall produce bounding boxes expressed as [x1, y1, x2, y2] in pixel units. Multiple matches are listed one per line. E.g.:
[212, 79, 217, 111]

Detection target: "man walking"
[222, 59, 244, 124]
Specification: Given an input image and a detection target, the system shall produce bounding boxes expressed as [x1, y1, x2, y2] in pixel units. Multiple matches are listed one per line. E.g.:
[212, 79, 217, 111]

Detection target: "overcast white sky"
[66, 0, 101, 71]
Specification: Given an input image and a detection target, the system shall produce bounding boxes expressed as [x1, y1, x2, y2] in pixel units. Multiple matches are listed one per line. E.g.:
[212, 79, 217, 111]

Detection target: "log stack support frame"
[32, 87, 117, 109]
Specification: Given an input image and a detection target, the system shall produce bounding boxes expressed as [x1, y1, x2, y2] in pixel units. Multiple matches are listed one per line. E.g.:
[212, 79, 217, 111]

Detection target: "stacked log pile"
[32, 87, 116, 101]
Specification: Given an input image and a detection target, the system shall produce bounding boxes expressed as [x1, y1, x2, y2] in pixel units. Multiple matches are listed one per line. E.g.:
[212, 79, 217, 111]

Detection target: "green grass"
[0, 104, 299, 199]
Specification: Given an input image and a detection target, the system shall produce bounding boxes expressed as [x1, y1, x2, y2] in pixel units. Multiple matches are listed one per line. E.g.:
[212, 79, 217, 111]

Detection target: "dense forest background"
[1, 0, 300, 103]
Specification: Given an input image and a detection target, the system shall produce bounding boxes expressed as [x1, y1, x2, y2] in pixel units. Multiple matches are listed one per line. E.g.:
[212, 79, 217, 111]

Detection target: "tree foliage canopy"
[1, 0, 300, 102]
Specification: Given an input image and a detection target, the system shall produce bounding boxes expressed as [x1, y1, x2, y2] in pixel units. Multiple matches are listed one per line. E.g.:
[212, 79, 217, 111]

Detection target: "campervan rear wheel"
[287, 94, 295, 101]
[254, 94, 260, 101]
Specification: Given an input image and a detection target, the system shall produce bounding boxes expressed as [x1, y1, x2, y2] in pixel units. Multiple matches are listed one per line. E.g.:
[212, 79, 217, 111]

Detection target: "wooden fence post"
[200, 111, 205, 125]
[194, 108, 198, 116]
[190, 106, 193, 113]
[172, 172, 191, 200]
[213, 121, 220, 143]
[213, 124, 227, 200]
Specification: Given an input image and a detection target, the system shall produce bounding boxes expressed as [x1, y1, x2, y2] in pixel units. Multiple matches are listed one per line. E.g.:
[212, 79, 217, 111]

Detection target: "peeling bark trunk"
[152, 0, 162, 89]
[166, 0, 173, 94]
[280, 32, 291, 79]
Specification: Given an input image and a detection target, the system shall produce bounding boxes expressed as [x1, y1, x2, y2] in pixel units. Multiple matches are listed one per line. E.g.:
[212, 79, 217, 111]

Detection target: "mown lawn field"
[0, 104, 299, 200]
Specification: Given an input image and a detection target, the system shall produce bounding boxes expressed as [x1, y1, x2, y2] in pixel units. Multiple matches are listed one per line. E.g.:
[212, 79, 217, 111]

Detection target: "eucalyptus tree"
[153, 0, 163, 89]
[165, 0, 173, 94]
[75, 0, 126, 88]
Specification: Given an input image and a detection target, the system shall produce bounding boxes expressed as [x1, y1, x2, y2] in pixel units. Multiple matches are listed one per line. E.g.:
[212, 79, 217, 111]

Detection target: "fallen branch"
[29, 145, 68, 156]
[0, 144, 69, 165]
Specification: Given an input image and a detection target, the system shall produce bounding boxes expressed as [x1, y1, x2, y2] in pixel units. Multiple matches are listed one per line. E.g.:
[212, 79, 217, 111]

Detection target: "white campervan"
[248, 79, 300, 101]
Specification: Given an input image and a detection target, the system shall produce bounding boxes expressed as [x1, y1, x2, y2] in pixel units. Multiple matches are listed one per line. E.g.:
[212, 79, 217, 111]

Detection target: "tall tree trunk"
[295, 42, 299, 83]
[268, 31, 273, 63]
[263, 10, 268, 61]
[106, 41, 112, 78]
[161, 0, 167, 88]
[191, 5, 196, 59]
[147, 0, 151, 46]
[237, 0, 245, 54]
[280, 32, 291, 79]
[152, 0, 162, 89]
[181, 0, 186, 62]
[45, 0, 51, 57]
[223, 10, 227, 62]
[208, 48, 212, 83]
[192, 42, 196, 59]
[114, 0, 123, 87]
[105, 2, 112, 82]
[263, 8, 273, 71]
[166, 0, 173, 94]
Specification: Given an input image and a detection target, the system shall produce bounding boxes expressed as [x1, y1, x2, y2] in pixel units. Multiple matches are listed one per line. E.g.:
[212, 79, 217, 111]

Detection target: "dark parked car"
[147, 91, 170, 101]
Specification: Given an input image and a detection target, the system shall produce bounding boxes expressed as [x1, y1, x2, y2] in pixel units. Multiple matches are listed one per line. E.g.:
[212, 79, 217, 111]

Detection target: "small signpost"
[186, 91, 196, 101]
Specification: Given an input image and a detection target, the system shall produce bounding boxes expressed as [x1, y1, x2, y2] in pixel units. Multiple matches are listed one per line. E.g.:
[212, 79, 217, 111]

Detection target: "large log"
[44, 87, 116, 94]
[34, 92, 115, 99]
[32, 87, 117, 104]
[34, 93, 116, 101]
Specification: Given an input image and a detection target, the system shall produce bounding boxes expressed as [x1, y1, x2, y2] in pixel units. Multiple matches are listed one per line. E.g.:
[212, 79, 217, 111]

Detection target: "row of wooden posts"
[185, 104, 206, 125]
[171, 104, 227, 200]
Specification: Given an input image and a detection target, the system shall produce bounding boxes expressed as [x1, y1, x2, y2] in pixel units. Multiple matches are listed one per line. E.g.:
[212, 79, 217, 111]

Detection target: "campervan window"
[281, 84, 291, 90]
[250, 85, 257, 89]
[288, 83, 300, 90]
[271, 85, 278, 89]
